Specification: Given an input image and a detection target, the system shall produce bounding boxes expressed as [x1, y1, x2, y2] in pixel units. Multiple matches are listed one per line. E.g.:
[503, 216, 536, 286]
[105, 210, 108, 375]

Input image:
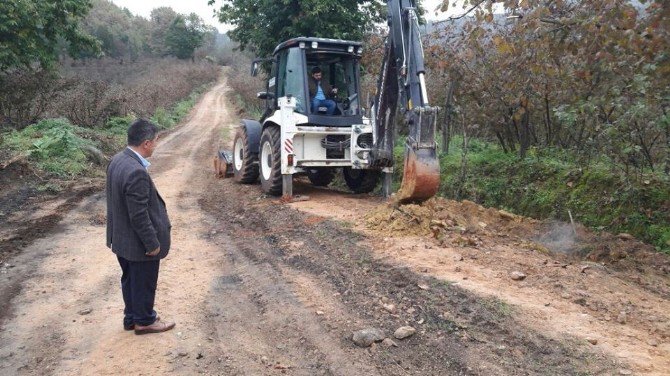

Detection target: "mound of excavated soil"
[365, 197, 539, 238]
[366, 197, 670, 274]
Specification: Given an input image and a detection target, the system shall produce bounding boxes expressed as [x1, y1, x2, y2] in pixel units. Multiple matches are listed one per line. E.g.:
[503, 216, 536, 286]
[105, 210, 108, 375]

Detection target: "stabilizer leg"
[382, 172, 393, 198]
[282, 174, 293, 200]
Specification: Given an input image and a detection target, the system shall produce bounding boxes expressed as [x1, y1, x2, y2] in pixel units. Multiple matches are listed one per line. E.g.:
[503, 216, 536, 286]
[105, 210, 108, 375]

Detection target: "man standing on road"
[106, 119, 175, 335]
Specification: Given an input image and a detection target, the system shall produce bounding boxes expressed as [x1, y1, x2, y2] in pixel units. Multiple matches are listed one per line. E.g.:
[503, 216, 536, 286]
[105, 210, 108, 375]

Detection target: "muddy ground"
[0, 74, 668, 375]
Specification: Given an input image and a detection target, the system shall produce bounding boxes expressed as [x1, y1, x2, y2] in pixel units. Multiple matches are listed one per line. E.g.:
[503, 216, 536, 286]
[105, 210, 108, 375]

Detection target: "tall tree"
[209, 0, 386, 57]
[428, 0, 669, 169]
[0, 0, 99, 72]
[165, 13, 208, 60]
[149, 7, 179, 56]
[82, 0, 140, 60]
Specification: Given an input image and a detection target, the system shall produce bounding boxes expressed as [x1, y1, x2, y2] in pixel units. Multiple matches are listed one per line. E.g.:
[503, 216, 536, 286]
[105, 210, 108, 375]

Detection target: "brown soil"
[0, 72, 668, 375]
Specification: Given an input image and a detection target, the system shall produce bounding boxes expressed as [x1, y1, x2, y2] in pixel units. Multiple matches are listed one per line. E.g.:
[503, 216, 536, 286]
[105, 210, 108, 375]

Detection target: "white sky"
[109, 0, 469, 33]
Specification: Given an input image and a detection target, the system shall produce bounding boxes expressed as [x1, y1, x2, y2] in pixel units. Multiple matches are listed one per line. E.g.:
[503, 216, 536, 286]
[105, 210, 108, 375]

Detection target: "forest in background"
[0, 0, 241, 182]
[0, 0, 231, 131]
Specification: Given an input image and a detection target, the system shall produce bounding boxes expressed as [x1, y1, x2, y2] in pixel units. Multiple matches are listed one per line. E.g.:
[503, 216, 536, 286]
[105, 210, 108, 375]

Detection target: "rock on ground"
[394, 326, 416, 340]
[352, 328, 385, 347]
[510, 271, 526, 281]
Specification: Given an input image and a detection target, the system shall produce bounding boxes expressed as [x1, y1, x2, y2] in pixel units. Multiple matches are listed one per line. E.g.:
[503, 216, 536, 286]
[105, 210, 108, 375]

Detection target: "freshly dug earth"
[289, 186, 670, 375]
[0, 72, 668, 375]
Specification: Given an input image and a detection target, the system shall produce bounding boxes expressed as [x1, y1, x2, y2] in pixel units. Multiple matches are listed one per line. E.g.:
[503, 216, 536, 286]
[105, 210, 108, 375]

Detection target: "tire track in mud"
[0, 185, 101, 324]
[199, 179, 616, 375]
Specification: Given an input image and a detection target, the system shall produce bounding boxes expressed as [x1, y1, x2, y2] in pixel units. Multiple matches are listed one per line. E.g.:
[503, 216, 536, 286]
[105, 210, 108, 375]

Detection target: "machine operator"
[308, 67, 338, 115]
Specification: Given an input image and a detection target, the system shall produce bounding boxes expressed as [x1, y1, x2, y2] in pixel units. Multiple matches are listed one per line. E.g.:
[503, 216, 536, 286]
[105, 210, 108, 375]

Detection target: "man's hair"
[127, 118, 158, 147]
[311, 66, 322, 74]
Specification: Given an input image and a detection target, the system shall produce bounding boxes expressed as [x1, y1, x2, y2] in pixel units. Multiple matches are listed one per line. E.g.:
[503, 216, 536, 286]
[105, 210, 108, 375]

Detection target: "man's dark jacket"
[106, 148, 171, 262]
[308, 77, 335, 99]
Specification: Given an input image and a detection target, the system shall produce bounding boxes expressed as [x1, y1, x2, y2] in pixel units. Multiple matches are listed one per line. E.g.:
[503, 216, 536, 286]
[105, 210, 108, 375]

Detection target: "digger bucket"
[396, 146, 440, 204]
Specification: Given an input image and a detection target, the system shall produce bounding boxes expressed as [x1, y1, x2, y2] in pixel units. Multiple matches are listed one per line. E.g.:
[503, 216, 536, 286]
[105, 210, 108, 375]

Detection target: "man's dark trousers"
[118, 256, 159, 327]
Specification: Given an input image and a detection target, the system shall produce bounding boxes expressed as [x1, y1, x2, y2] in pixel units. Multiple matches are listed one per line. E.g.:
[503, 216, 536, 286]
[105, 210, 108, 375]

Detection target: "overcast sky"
[110, 0, 470, 33]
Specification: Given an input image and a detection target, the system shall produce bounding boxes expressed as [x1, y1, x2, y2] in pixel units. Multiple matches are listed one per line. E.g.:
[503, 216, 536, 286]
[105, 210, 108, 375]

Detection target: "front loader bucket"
[396, 146, 440, 204]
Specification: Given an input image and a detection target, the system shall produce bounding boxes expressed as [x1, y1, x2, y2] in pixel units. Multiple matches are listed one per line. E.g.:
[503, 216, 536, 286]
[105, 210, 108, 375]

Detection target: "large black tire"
[343, 167, 380, 194]
[259, 126, 282, 195]
[306, 168, 336, 187]
[232, 127, 259, 183]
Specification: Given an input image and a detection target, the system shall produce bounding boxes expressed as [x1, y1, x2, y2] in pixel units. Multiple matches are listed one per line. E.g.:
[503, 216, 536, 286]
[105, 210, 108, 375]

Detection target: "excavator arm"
[371, 0, 440, 203]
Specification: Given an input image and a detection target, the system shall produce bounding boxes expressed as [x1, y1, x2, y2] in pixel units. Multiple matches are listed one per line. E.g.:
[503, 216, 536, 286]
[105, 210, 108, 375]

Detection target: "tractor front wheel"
[232, 126, 259, 183]
[259, 126, 283, 195]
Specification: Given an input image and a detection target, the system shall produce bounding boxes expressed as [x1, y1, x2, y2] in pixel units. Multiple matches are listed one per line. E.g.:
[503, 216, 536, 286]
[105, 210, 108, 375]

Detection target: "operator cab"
[256, 37, 364, 126]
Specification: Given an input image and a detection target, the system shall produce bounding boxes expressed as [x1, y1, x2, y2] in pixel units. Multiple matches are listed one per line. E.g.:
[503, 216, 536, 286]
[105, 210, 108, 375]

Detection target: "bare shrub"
[223, 51, 265, 117]
[1, 58, 220, 130]
[54, 80, 126, 127]
[48, 57, 220, 126]
[0, 69, 68, 129]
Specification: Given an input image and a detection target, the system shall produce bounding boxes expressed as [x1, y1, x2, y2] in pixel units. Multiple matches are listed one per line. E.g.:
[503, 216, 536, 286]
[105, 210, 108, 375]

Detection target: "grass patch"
[230, 92, 264, 121]
[481, 297, 514, 318]
[428, 136, 670, 253]
[3, 119, 94, 178]
[150, 83, 212, 129]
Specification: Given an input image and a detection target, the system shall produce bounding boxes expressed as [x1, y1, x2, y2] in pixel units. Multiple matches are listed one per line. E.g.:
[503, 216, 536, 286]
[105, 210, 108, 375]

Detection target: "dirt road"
[0, 74, 669, 375]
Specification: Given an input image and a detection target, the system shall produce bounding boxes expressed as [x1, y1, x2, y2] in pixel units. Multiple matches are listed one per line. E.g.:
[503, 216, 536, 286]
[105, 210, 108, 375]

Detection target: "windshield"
[277, 47, 307, 114]
[306, 53, 360, 116]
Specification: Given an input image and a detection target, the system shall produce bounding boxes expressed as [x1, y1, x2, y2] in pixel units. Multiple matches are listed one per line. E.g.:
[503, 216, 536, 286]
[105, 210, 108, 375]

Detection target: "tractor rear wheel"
[232, 126, 259, 183]
[343, 168, 380, 194]
[259, 126, 283, 195]
[306, 168, 336, 187]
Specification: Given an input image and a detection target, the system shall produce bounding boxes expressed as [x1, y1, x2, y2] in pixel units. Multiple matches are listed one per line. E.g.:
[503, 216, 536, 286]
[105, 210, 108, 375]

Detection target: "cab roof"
[273, 37, 363, 56]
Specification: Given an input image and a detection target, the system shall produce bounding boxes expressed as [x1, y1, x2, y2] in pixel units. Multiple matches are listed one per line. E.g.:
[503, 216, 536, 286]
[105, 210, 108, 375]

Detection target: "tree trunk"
[456, 112, 469, 200]
[495, 131, 508, 153]
[503, 115, 517, 152]
[519, 109, 530, 159]
[544, 92, 552, 146]
[519, 94, 531, 158]
[664, 107, 670, 176]
[633, 121, 656, 172]
[441, 79, 459, 154]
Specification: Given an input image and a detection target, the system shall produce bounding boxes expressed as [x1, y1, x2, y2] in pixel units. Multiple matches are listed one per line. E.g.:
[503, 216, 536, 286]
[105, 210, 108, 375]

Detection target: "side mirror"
[257, 91, 275, 100]
[251, 57, 273, 76]
[250, 60, 260, 77]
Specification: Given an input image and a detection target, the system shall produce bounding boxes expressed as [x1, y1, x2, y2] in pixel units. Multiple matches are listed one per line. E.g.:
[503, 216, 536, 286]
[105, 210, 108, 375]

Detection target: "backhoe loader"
[231, 0, 440, 203]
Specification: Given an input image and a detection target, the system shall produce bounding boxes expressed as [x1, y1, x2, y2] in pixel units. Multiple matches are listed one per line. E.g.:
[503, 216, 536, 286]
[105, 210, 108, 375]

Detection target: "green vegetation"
[421, 1, 669, 171]
[396, 136, 670, 253]
[481, 297, 513, 318]
[4, 119, 96, 178]
[213, 0, 385, 58]
[229, 92, 264, 120]
[150, 83, 211, 129]
[104, 115, 136, 138]
[1, 83, 209, 179]
[0, 0, 99, 72]
[164, 13, 209, 60]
